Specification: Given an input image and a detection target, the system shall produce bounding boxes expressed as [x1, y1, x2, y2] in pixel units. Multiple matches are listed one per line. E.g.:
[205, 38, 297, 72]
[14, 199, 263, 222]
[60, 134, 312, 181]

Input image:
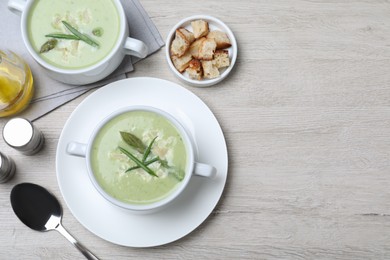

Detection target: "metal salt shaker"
[2, 118, 44, 155]
[0, 152, 16, 183]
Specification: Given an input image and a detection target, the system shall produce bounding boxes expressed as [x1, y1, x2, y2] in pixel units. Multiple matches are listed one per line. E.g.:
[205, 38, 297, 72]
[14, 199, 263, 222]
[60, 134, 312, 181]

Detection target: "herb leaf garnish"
[40, 39, 58, 53]
[120, 131, 146, 154]
[126, 157, 159, 172]
[62, 21, 99, 47]
[119, 132, 184, 181]
[118, 147, 158, 177]
[40, 21, 100, 53]
[45, 33, 80, 40]
[142, 136, 157, 163]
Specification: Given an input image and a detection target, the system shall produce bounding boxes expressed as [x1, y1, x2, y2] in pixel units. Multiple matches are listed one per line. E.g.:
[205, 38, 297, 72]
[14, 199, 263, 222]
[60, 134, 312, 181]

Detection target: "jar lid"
[3, 118, 33, 148]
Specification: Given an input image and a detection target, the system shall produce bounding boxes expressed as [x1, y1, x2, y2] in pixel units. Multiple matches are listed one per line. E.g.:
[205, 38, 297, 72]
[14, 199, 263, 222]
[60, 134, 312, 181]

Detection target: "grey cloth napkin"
[0, 0, 164, 121]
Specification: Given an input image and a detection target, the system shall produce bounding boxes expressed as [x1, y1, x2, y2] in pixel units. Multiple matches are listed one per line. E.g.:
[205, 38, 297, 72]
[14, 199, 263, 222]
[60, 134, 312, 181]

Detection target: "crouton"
[170, 29, 191, 57]
[191, 20, 209, 39]
[213, 50, 230, 68]
[186, 59, 203, 80]
[198, 38, 217, 60]
[206, 30, 231, 49]
[202, 60, 219, 79]
[171, 52, 192, 72]
[189, 37, 206, 59]
[177, 27, 195, 44]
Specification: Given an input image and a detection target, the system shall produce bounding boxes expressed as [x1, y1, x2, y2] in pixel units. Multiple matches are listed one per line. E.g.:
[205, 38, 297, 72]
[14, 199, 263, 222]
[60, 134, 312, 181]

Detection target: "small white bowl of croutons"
[166, 15, 237, 87]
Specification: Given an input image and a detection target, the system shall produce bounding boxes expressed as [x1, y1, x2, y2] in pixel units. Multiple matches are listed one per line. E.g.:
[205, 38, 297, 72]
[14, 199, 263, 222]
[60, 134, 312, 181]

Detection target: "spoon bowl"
[10, 183, 99, 260]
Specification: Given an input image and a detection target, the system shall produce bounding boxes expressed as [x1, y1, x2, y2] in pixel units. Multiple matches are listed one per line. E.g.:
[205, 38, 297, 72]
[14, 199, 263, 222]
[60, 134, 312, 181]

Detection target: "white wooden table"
[1, 0, 390, 259]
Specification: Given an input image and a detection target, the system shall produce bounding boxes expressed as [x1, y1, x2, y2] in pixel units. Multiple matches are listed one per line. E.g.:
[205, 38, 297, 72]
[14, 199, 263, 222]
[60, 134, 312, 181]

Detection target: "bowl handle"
[193, 162, 217, 178]
[123, 37, 148, 58]
[7, 0, 26, 15]
[66, 142, 87, 157]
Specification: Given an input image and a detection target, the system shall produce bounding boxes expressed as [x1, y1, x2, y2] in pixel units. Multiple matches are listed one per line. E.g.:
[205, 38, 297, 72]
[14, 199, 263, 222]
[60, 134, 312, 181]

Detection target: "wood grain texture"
[1, 0, 390, 259]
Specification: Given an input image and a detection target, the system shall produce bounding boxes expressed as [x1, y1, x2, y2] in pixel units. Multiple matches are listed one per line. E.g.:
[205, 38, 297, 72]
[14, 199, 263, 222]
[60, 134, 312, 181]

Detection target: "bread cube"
[202, 60, 219, 79]
[171, 28, 191, 57]
[206, 30, 231, 49]
[198, 38, 216, 60]
[191, 20, 209, 39]
[171, 52, 192, 72]
[189, 37, 205, 59]
[213, 50, 230, 68]
[186, 59, 203, 80]
[177, 27, 195, 44]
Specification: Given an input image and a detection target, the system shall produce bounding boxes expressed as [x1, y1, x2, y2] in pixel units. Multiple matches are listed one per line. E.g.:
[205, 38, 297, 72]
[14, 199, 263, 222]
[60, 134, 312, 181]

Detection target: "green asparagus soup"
[27, 0, 120, 69]
[91, 110, 188, 205]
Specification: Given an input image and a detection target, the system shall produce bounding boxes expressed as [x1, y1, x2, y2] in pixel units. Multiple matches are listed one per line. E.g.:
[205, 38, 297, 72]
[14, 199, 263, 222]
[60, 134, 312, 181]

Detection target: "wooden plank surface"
[1, 0, 390, 259]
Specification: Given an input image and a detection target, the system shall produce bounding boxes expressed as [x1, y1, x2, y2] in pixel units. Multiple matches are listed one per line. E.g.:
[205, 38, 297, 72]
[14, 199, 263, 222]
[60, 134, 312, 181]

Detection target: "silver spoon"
[10, 183, 99, 260]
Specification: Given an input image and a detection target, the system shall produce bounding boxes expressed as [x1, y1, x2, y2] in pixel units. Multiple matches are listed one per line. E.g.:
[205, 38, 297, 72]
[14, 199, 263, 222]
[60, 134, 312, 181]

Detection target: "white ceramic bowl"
[8, 0, 148, 85]
[66, 106, 216, 213]
[166, 15, 238, 87]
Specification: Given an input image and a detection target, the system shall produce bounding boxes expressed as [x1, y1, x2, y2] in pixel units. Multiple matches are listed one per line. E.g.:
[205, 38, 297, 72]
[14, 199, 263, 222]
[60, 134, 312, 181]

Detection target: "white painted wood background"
[1, 0, 390, 259]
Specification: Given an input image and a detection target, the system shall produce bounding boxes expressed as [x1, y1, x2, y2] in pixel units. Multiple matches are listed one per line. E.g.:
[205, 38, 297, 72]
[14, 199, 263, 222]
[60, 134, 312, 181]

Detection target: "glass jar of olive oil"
[0, 50, 34, 117]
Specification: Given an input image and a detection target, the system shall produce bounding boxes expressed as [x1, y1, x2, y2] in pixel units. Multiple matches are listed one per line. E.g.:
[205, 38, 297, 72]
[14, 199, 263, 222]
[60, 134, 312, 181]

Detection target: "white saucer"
[55, 77, 228, 247]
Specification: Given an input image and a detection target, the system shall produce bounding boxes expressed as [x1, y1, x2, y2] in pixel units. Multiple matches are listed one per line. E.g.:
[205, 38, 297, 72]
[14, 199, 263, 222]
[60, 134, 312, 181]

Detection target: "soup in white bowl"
[27, 0, 120, 69]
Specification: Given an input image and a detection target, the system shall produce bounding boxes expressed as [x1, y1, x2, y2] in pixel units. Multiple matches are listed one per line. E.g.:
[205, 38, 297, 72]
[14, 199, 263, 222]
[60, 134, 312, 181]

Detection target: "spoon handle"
[56, 223, 100, 260]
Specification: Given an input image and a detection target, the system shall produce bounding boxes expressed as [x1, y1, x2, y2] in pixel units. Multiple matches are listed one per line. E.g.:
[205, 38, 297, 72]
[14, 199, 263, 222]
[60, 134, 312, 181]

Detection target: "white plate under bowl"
[166, 15, 238, 87]
[55, 77, 228, 247]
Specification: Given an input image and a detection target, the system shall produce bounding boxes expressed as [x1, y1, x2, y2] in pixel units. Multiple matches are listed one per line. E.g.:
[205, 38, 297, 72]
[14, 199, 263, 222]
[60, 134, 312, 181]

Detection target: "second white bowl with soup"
[8, 0, 148, 85]
[66, 106, 216, 213]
